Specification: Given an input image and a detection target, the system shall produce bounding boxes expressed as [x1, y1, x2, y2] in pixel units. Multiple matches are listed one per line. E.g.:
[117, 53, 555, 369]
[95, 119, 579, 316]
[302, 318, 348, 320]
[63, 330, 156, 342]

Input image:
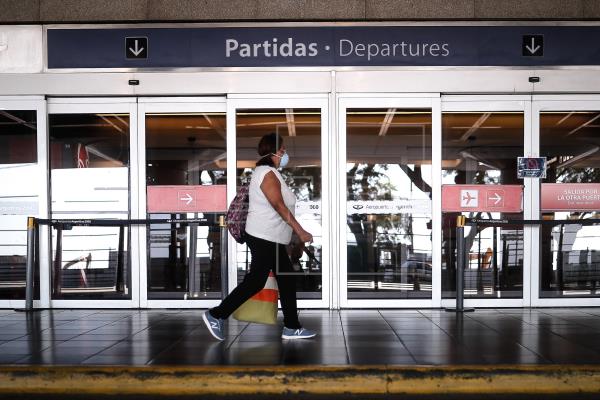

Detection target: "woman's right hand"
[297, 228, 313, 244]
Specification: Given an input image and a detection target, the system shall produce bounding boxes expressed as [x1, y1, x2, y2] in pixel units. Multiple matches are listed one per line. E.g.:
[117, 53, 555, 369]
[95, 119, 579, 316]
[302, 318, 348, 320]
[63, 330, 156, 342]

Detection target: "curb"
[0, 365, 599, 396]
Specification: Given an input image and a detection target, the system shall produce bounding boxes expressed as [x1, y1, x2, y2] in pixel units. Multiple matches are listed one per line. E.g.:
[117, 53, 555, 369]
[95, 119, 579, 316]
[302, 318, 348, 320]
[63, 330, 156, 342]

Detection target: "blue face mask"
[272, 151, 289, 168]
[279, 152, 289, 168]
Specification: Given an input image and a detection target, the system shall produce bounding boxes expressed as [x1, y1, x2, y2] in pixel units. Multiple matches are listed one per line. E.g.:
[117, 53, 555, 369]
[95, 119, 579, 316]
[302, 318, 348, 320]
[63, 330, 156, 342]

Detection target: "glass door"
[228, 96, 330, 308]
[532, 95, 600, 307]
[338, 95, 441, 308]
[0, 97, 47, 309]
[47, 98, 138, 308]
[440, 96, 531, 308]
[138, 98, 227, 308]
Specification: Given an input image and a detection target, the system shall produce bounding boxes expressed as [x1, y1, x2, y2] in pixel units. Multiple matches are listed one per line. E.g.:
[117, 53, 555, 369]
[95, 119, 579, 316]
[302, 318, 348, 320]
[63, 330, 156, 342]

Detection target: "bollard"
[16, 217, 37, 312]
[446, 215, 474, 313]
[219, 215, 228, 299]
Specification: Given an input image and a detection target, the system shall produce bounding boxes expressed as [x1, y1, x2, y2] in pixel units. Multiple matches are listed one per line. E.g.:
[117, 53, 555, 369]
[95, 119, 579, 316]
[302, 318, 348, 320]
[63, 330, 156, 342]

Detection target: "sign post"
[445, 215, 474, 313]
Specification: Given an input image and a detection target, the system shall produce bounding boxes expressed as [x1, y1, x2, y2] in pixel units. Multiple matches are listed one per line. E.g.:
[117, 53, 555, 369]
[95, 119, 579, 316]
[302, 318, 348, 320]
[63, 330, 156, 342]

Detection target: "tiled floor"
[1, 308, 600, 365]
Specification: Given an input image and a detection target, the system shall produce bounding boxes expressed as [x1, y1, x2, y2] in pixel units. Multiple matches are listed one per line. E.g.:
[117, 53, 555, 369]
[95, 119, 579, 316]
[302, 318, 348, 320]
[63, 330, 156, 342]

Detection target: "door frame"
[137, 96, 227, 308]
[227, 94, 331, 309]
[440, 95, 533, 308]
[337, 94, 442, 308]
[531, 94, 600, 307]
[0, 96, 47, 309]
[46, 97, 139, 308]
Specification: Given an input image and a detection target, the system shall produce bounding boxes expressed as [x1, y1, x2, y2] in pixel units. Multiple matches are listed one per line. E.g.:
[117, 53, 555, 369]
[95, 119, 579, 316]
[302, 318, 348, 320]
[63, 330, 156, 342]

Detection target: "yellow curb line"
[0, 365, 599, 396]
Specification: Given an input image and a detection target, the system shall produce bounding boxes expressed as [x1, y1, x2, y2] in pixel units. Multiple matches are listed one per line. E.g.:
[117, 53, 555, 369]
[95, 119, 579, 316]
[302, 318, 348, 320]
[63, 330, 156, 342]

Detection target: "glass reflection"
[0, 110, 38, 300]
[540, 112, 600, 298]
[49, 113, 130, 299]
[442, 112, 524, 299]
[146, 113, 227, 299]
[236, 109, 322, 299]
[346, 109, 432, 298]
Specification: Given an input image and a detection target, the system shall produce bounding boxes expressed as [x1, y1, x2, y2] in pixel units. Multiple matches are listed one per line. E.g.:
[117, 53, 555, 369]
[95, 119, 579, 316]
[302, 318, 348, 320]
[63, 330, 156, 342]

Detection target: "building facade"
[1, 1, 600, 309]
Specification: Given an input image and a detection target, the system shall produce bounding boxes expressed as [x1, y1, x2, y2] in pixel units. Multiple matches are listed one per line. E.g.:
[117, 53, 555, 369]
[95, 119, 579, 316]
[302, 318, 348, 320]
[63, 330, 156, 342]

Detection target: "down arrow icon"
[522, 35, 543, 57]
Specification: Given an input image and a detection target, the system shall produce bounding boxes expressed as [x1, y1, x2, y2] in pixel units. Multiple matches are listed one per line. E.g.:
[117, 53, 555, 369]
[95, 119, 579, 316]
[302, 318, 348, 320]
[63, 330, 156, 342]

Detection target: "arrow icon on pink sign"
[486, 190, 504, 207]
[179, 192, 194, 205]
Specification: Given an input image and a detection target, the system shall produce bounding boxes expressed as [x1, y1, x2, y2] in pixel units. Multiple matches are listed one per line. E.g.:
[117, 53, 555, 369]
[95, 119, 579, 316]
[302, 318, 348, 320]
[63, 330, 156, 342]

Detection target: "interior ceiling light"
[556, 112, 575, 125]
[557, 146, 600, 169]
[378, 108, 396, 137]
[566, 114, 600, 136]
[459, 150, 502, 170]
[285, 108, 296, 137]
[451, 126, 502, 129]
[459, 113, 491, 142]
[0, 110, 35, 130]
[237, 111, 320, 116]
[347, 111, 430, 115]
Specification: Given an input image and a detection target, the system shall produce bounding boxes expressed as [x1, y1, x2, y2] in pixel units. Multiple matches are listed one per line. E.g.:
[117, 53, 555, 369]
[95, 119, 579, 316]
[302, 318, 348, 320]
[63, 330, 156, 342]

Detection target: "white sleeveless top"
[245, 166, 296, 245]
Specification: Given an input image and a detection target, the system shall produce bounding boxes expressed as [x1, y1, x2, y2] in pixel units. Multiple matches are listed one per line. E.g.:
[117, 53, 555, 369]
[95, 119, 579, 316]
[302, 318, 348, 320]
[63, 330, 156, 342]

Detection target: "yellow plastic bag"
[233, 272, 278, 325]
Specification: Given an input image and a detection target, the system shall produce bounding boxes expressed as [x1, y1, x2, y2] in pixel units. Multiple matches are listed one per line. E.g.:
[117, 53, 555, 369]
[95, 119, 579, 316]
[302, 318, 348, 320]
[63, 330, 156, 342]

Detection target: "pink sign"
[442, 185, 523, 213]
[147, 185, 227, 213]
[542, 183, 600, 211]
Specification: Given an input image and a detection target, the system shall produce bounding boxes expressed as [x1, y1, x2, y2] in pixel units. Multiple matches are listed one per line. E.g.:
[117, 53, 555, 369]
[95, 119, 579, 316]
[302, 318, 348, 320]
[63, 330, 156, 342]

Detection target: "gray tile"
[474, 0, 583, 19]
[0, 0, 40, 22]
[366, 0, 474, 19]
[40, 0, 148, 22]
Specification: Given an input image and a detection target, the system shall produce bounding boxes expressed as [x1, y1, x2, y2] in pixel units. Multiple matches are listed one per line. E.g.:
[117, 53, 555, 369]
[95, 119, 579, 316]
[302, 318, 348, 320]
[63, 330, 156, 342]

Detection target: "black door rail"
[19, 216, 227, 312]
[448, 216, 600, 313]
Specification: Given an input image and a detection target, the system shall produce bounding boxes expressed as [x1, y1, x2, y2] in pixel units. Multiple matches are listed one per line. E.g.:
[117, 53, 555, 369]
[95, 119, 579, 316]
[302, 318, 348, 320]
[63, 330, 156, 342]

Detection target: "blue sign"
[47, 26, 600, 69]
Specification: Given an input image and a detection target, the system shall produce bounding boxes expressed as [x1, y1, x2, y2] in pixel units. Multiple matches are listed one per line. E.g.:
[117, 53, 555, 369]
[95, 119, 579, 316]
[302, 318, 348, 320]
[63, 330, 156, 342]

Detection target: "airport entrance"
[2, 91, 600, 309]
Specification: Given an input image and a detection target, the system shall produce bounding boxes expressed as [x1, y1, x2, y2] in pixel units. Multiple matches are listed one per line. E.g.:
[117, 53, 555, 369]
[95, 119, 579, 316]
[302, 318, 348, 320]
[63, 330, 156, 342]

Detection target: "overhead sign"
[125, 37, 148, 59]
[442, 185, 523, 213]
[522, 34, 543, 57]
[542, 183, 600, 211]
[517, 157, 547, 178]
[147, 185, 226, 213]
[45, 26, 600, 69]
[347, 200, 432, 215]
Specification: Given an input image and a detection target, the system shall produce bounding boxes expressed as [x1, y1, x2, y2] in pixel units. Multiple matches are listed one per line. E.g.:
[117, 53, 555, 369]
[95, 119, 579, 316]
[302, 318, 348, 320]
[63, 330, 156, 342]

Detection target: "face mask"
[272, 152, 289, 168]
[279, 152, 289, 168]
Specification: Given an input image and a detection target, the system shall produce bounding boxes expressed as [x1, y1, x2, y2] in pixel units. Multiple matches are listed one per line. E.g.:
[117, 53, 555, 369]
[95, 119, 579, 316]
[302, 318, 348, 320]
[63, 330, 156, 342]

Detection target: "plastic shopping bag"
[232, 271, 278, 325]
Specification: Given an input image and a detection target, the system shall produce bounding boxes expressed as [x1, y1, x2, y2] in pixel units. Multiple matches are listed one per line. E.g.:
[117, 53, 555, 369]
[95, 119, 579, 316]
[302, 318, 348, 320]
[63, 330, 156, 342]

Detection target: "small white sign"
[295, 201, 321, 215]
[347, 200, 431, 215]
[0, 199, 38, 215]
[460, 190, 478, 208]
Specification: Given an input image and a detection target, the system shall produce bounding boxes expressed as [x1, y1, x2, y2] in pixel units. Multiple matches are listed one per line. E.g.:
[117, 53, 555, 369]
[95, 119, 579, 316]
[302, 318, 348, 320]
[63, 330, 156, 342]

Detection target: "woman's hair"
[256, 132, 284, 167]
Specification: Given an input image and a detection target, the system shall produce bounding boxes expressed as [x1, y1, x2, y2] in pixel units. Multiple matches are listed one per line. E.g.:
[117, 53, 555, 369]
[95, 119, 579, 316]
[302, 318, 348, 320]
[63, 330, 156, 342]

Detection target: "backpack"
[226, 183, 250, 243]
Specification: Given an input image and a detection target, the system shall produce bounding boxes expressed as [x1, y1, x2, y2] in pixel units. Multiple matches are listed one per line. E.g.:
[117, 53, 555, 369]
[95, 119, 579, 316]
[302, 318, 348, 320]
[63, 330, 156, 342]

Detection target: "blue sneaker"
[282, 327, 317, 340]
[203, 311, 224, 341]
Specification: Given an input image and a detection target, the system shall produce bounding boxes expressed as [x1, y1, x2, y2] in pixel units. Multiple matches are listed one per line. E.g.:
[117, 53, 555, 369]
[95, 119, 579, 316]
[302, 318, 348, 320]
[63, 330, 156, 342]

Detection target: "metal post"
[53, 225, 63, 297]
[17, 217, 37, 312]
[446, 215, 474, 313]
[116, 225, 125, 293]
[492, 226, 498, 291]
[188, 222, 198, 298]
[219, 215, 228, 299]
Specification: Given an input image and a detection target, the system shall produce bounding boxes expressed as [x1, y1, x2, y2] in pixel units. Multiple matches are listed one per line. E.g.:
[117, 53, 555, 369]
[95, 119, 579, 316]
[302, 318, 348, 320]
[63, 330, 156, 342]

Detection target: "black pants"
[210, 234, 301, 329]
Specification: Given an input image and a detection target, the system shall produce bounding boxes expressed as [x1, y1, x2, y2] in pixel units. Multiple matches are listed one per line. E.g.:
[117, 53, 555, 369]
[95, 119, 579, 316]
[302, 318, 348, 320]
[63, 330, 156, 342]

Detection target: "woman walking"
[203, 132, 317, 341]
